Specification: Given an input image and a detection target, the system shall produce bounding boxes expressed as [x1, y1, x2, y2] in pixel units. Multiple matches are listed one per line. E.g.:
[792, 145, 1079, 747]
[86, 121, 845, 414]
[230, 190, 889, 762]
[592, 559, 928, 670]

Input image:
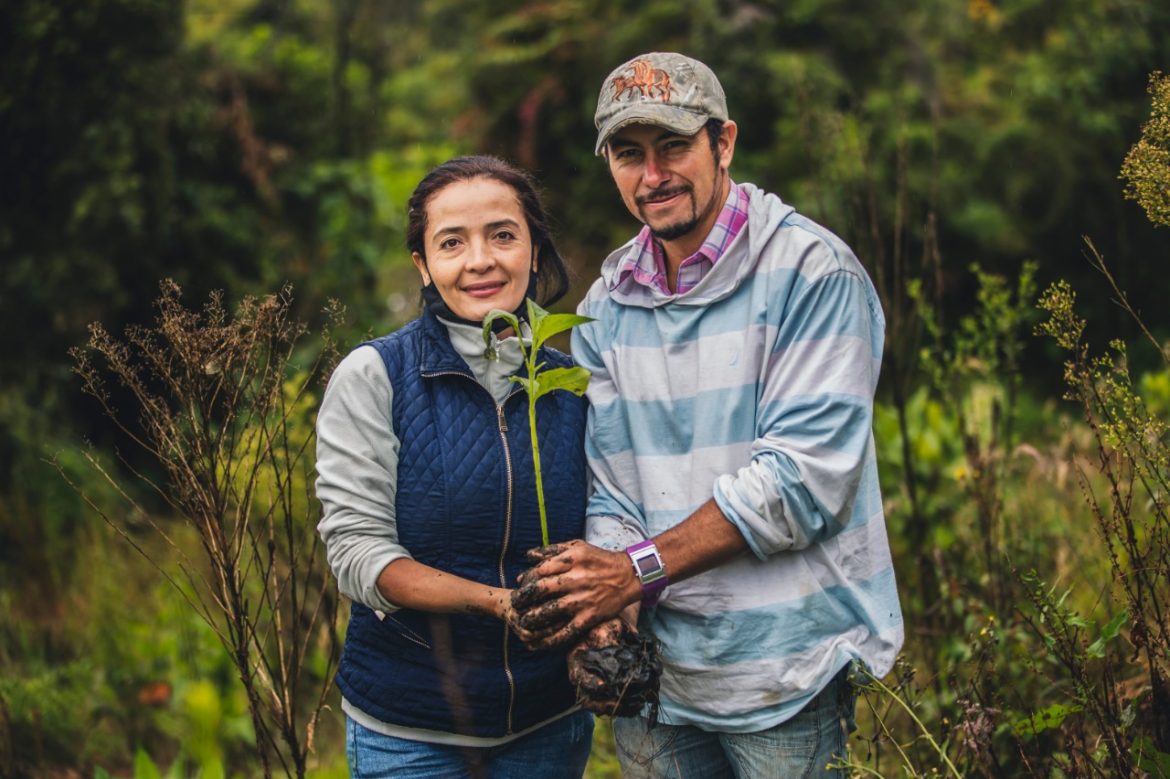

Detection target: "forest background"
[3, 0, 1170, 776]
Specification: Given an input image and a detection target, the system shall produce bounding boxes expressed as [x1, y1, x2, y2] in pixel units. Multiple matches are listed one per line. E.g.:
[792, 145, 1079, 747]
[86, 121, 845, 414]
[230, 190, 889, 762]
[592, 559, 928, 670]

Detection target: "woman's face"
[412, 177, 535, 323]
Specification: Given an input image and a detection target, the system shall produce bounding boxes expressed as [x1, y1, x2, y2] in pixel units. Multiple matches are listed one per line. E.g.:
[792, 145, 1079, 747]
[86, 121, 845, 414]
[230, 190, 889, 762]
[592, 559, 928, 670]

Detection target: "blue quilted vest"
[335, 309, 588, 738]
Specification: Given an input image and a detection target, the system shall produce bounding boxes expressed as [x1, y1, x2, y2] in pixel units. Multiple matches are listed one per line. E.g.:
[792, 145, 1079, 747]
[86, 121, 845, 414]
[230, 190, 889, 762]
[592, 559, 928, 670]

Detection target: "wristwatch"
[626, 539, 668, 607]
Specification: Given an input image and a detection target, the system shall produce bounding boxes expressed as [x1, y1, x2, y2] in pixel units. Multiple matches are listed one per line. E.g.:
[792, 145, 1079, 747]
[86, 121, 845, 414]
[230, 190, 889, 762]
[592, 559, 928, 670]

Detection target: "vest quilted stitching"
[335, 310, 588, 737]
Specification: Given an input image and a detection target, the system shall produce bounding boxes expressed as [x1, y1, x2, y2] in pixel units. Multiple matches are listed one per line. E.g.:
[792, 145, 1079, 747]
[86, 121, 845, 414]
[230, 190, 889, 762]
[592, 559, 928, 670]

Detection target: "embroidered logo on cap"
[611, 59, 672, 102]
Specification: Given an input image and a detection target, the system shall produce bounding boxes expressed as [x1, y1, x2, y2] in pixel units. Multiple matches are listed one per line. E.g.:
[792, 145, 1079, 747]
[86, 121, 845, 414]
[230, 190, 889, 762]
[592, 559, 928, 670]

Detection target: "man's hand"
[510, 540, 642, 650]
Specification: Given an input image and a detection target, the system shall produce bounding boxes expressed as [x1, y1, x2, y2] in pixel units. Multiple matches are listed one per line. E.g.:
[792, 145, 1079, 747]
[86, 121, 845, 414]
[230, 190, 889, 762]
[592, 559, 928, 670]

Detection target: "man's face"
[606, 122, 736, 244]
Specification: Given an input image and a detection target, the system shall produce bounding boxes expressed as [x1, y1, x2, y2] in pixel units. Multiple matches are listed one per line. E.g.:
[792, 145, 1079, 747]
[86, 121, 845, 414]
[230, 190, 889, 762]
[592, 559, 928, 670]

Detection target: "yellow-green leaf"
[533, 366, 591, 399]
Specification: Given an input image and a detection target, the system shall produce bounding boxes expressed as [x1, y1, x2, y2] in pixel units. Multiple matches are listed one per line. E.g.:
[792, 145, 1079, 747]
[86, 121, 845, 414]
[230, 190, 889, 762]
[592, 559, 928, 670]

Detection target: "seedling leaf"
[526, 298, 549, 335]
[482, 309, 522, 358]
[483, 297, 593, 546]
[533, 366, 592, 399]
[533, 313, 595, 350]
[510, 375, 536, 395]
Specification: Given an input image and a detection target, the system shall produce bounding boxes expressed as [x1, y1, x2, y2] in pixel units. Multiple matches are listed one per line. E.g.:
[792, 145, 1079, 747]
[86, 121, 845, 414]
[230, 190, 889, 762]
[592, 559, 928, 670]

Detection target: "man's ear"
[717, 120, 738, 172]
[412, 252, 431, 286]
[602, 146, 618, 181]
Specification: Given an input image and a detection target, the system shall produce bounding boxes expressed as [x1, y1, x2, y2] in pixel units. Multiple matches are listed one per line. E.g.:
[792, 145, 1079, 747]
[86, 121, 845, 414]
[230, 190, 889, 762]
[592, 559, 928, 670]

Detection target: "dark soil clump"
[510, 545, 662, 717]
[572, 621, 662, 719]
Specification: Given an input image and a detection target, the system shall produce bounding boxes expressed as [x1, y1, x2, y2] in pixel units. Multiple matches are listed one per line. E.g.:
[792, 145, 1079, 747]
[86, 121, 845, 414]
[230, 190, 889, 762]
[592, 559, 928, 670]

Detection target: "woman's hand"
[499, 591, 544, 645]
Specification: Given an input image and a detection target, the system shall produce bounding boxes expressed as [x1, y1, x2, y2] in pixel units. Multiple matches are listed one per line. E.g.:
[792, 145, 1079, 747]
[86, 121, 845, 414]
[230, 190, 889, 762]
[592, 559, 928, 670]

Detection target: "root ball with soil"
[511, 545, 662, 719]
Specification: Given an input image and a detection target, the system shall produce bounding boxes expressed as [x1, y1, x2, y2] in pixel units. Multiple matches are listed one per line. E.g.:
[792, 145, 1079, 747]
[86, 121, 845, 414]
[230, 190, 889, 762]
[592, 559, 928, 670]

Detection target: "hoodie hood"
[598, 183, 796, 309]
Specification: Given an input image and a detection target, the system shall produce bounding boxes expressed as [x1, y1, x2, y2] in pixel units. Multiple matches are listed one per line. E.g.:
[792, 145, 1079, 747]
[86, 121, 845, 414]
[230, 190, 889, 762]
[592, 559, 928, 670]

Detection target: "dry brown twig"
[57, 279, 344, 778]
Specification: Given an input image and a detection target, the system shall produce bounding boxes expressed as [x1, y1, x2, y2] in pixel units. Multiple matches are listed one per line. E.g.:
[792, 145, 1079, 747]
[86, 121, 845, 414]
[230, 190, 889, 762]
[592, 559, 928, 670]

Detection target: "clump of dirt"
[571, 620, 662, 719]
[510, 545, 662, 718]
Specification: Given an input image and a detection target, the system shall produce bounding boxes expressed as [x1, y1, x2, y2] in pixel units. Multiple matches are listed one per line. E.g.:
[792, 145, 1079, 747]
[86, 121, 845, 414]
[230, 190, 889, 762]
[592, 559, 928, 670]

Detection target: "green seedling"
[483, 298, 593, 546]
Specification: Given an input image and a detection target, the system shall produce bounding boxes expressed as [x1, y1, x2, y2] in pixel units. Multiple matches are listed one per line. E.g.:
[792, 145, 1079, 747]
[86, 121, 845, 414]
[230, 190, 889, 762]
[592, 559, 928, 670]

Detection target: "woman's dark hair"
[406, 155, 571, 308]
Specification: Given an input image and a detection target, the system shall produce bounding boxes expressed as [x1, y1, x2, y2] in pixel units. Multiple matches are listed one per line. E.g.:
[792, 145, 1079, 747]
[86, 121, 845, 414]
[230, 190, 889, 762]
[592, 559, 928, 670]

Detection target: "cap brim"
[594, 107, 710, 155]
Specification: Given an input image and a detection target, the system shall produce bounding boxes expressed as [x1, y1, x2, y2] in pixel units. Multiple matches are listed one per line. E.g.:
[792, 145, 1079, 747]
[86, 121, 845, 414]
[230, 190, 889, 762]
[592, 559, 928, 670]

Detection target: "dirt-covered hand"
[510, 540, 641, 651]
[567, 618, 661, 717]
[500, 597, 543, 646]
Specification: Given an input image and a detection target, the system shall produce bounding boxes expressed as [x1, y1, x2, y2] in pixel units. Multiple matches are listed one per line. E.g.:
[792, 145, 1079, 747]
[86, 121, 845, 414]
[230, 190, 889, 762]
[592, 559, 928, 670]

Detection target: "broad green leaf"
[1087, 609, 1128, 658]
[163, 757, 188, 779]
[532, 366, 591, 399]
[133, 748, 163, 779]
[1012, 703, 1082, 737]
[1132, 736, 1170, 777]
[1100, 609, 1129, 640]
[532, 312, 595, 351]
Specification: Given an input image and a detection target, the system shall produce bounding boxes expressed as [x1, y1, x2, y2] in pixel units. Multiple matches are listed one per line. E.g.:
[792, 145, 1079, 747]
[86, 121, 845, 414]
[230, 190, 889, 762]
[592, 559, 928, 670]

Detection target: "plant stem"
[867, 672, 963, 778]
[528, 388, 549, 546]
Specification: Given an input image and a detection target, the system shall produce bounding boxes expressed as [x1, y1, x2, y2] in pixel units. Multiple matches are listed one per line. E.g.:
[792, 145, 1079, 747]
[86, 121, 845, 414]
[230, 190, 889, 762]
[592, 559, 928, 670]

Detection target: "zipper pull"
[497, 404, 508, 432]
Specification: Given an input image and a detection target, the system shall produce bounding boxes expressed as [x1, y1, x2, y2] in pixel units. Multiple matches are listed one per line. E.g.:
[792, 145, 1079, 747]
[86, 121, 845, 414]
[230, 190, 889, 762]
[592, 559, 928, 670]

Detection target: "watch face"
[636, 555, 662, 576]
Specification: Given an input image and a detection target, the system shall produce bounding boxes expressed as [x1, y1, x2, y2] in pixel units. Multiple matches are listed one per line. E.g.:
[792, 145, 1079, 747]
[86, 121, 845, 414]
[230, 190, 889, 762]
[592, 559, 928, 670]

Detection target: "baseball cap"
[594, 52, 728, 155]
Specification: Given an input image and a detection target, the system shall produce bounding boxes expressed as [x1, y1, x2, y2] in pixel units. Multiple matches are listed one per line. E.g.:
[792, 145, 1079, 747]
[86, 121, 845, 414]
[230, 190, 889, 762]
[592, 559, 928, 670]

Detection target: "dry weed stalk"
[61, 279, 342, 778]
[1037, 246, 1170, 769]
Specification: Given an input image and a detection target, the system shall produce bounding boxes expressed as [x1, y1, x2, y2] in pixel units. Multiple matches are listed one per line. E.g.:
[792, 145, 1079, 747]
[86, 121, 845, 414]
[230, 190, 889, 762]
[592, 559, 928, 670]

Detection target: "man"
[520, 52, 903, 776]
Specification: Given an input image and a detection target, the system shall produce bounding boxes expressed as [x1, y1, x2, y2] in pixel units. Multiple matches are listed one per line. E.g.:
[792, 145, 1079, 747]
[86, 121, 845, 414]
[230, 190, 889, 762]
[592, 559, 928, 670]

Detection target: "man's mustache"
[635, 185, 692, 208]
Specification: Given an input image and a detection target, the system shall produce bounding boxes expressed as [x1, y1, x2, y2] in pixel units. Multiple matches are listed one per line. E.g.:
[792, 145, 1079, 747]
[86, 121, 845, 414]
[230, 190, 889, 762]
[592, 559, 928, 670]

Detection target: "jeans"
[612, 666, 857, 778]
[346, 709, 594, 779]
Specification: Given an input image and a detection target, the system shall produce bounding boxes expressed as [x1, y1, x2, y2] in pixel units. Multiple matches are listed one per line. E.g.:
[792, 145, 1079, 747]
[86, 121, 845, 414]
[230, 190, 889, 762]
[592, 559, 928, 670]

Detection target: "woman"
[315, 156, 592, 777]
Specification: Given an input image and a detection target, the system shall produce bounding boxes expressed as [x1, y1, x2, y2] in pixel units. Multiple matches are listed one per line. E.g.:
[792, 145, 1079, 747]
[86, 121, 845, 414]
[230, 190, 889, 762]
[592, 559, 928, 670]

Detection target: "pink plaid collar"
[612, 182, 748, 295]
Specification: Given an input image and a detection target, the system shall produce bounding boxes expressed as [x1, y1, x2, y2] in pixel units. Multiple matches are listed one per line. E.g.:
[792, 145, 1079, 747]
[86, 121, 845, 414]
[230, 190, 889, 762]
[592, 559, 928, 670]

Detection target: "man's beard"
[638, 186, 699, 241]
[637, 169, 723, 242]
[650, 213, 700, 241]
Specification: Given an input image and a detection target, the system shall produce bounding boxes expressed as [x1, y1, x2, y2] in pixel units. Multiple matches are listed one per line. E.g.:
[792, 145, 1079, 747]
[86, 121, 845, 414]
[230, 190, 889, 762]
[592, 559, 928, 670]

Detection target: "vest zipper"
[423, 368, 523, 735]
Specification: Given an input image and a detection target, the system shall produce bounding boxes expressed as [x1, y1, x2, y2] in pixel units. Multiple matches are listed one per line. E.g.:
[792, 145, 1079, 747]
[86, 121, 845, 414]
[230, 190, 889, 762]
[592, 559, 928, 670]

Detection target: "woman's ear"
[412, 252, 431, 286]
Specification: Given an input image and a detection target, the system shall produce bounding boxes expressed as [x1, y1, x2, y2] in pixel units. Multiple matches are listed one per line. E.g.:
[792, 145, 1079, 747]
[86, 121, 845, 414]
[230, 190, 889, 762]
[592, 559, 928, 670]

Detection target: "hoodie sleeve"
[712, 258, 885, 559]
[315, 346, 411, 613]
[572, 292, 650, 553]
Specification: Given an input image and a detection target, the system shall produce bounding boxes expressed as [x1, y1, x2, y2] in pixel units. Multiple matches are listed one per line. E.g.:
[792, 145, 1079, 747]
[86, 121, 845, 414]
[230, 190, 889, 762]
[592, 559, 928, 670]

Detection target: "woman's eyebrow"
[484, 219, 522, 230]
[430, 224, 466, 239]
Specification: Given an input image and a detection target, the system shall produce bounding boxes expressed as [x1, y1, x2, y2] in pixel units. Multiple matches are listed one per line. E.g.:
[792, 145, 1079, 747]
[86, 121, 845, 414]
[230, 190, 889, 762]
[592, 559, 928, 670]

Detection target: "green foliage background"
[2, 0, 1170, 776]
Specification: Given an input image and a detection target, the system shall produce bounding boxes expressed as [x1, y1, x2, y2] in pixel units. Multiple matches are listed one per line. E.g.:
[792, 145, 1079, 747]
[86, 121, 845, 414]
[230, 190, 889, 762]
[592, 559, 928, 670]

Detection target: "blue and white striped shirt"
[572, 183, 903, 732]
